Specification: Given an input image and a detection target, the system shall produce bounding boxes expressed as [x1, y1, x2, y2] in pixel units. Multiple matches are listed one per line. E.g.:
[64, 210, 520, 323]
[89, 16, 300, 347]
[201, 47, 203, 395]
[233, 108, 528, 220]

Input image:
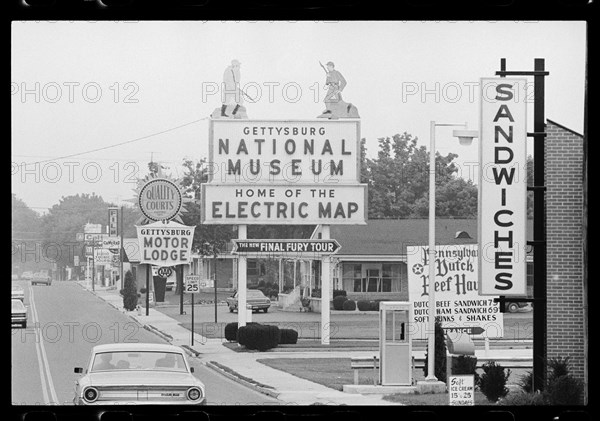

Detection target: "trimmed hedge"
[279, 328, 299, 344]
[356, 300, 371, 311]
[332, 295, 348, 310]
[224, 322, 260, 342]
[237, 324, 280, 351]
[342, 299, 356, 311]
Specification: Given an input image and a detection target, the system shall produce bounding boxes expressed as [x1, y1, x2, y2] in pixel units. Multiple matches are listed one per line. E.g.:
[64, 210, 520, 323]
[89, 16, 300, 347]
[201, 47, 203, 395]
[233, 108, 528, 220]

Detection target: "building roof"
[314, 219, 533, 257]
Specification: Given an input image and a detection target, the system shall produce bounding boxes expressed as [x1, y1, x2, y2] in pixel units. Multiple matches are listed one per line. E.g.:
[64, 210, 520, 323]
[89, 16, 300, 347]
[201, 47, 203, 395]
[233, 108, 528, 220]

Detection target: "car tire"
[229, 307, 234, 313]
[263, 308, 268, 313]
[22, 322, 26, 328]
[507, 303, 519, 313]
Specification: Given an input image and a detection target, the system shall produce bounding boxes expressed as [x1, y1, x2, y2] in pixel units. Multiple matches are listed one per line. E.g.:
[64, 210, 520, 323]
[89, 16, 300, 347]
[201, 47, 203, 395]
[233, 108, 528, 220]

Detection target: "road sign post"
[185, 275, 200, 346]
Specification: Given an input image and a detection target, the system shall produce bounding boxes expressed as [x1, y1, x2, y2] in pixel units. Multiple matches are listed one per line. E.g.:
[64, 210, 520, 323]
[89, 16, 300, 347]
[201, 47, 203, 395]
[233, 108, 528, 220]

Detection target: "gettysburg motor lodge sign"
[135, 171, 195, 266]
[479, 78, 527, 296]
[202, 120, 367, 225]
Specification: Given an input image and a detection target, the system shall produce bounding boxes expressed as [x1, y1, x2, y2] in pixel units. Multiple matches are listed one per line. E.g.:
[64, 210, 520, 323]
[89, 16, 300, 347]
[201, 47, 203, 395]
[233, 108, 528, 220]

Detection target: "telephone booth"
[379, 301, 412, 385]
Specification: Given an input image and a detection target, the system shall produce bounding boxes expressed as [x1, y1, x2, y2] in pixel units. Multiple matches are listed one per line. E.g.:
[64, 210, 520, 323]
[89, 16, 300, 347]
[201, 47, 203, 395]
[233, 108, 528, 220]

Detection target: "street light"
[426, 121, 478, 382]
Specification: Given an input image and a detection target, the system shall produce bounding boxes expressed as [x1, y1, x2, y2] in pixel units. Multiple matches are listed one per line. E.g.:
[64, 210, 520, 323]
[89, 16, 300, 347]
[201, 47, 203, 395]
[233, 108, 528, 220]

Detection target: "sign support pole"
[214, 253, 218, 323]
[321, 225, 331, 345]
[91, 243, 95, 292]
[191, 291, 195, 346]
[238, 224, 247, 328]
[146, 264, 150, 316]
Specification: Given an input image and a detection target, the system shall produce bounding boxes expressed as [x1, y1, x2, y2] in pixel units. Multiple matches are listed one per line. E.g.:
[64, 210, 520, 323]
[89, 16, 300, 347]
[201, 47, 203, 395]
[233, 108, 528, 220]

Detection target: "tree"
[40, 193, 109, 272]
[121, 270, 138, 311]
[423, 318, 447, 383]
[363, 133, 478, 218]
[12, 194, 43, 273]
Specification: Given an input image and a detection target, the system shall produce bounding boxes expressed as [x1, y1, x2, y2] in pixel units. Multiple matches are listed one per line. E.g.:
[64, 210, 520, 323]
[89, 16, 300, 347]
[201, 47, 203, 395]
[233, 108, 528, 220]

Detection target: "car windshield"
[12, 300, 25, 311]
[246, 290, 265, 297]
[90, 351, 188, 373]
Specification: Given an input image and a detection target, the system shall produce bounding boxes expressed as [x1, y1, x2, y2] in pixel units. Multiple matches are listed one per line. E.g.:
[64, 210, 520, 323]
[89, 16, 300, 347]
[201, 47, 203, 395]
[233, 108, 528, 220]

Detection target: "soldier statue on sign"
[212, 59, 249, 119]
[318, 61, 359, 119]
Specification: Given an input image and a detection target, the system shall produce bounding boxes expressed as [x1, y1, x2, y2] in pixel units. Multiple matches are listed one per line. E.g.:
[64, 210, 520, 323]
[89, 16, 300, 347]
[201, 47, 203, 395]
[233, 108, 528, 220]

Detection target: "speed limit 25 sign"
[184, 275, 200, 293]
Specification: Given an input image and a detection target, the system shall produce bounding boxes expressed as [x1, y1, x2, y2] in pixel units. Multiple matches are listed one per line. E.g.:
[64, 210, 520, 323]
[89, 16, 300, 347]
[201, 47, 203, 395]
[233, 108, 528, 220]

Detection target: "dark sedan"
[227, 289, 271, 313]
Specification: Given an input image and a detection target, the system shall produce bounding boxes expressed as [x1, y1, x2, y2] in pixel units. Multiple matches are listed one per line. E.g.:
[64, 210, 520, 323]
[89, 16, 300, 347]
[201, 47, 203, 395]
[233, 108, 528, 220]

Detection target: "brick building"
[545, 119, 587, 386]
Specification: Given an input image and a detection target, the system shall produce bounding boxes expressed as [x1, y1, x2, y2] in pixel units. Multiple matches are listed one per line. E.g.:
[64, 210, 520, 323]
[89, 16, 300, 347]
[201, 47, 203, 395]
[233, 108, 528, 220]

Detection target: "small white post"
[238, 225, 247, 327]
[321, 225, 331, 345]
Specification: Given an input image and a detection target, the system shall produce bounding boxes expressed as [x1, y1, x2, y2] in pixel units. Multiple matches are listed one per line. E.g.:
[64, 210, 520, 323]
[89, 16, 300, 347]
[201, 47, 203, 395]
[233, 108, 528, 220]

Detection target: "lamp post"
[426, 121, 478, 382]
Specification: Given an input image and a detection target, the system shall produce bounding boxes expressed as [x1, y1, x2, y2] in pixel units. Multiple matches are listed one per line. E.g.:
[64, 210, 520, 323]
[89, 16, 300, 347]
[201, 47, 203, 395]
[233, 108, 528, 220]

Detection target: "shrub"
[310, 289, 321, 298]
[517, 370, 534, 393]
[333, 290, 347, 298]
[543, 373, 584, 405]
[479, 361, 511, 402]
[369, 301, 380, 311]
[497, 391, 546, 406]
[451, 355, 480, 385]
[423, 318, 447, 383]
[279, 328, 299, 344]
[224, 322, 260, 342]
[140, 287, 147, 294]
[356, 300, 371, 311]
[342, 299, 356, 311]
[332, 295, 348, 310]
[542, 356, 584, 405]
[237, 324, 280, 351]
[122, 270, 138, 311]
[547, 356, 571, 381]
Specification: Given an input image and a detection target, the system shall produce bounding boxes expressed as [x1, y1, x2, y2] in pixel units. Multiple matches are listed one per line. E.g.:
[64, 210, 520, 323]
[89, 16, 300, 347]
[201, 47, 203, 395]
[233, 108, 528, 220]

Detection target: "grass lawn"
[256, 357, 520, 406]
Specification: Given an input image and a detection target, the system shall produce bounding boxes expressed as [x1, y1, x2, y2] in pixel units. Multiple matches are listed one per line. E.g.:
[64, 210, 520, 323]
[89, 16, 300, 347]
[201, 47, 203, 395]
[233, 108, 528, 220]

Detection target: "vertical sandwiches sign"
[479, 78, 527, 296]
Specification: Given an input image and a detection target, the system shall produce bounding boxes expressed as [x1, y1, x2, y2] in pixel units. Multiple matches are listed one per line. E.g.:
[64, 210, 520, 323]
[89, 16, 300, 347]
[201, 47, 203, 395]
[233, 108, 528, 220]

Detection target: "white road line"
[29, 286, 59, 404]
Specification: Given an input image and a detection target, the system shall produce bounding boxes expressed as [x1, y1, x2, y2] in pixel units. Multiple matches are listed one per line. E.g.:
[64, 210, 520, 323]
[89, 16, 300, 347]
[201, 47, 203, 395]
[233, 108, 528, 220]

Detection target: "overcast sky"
[11, 20, 586, 213]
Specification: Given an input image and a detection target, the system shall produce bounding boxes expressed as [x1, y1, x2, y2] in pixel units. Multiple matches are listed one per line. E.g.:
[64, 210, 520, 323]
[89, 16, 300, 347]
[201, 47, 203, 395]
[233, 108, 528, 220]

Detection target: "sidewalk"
[78, 281, 532, 405]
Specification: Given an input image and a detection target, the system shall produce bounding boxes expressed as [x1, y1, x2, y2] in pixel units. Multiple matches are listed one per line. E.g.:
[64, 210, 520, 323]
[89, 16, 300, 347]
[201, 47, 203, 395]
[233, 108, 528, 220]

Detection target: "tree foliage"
[362, 133, 478, 219]
[12, 194, 44, 272]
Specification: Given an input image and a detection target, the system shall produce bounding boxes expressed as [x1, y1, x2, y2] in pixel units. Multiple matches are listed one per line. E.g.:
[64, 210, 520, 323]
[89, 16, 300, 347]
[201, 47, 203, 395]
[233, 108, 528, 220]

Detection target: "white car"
[12, 285, 25, 302]
[73, 343, 206, 405]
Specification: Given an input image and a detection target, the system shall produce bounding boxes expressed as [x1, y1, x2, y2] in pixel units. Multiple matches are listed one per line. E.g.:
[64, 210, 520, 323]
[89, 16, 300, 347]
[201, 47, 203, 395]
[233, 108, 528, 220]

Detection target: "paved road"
[11, 280, 279, 406]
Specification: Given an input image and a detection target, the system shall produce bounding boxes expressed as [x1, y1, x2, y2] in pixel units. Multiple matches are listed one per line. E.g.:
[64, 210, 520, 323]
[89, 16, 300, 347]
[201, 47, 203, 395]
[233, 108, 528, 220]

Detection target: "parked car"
[73, 343, 206, 405]
[11, 299, 27, 328]
[12, 285, 25, 302]
[21, 271, 33, 281]
[166, 278, 176, 291]
[506, 300, 533, 313]
[227, 289, 271, 313]
[31, 273, 52, 286]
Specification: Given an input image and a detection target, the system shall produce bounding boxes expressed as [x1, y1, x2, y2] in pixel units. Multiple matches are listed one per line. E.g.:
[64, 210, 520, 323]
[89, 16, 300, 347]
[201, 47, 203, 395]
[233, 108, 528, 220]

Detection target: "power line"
[21, 117, 209, 166]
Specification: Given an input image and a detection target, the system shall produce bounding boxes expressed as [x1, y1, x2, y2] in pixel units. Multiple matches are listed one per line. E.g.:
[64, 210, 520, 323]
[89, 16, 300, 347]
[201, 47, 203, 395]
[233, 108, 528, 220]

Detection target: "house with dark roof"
[310, 218, 533, 302]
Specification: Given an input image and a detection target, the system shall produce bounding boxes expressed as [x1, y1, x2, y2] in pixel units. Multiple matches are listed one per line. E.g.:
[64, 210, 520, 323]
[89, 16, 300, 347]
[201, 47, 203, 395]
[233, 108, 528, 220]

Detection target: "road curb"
[143, 324, 173, 343]
[204, 361, 280, 399]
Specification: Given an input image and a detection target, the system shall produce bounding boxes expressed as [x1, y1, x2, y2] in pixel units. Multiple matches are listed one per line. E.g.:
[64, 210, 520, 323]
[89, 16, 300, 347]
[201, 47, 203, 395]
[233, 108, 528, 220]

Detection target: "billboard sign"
[209, 119, 360, 184]
[202, 183, 367, 225]
[108, 207, 119, 237]
[478, 78, 528, 296]
[407, 244, 503, 340]
[136, 221, 195, 266]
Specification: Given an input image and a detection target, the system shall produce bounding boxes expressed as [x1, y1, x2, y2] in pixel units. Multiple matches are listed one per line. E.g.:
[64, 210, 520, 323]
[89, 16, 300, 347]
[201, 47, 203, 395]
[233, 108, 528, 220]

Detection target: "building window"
[247, 260, 265, 277]
[342, 263, 402, 293]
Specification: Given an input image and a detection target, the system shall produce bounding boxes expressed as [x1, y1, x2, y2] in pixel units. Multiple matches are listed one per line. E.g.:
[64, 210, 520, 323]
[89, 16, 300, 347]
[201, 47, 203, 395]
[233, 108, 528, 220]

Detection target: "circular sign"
[138, 178, 183, 222]
[157, 267, 173, 278]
